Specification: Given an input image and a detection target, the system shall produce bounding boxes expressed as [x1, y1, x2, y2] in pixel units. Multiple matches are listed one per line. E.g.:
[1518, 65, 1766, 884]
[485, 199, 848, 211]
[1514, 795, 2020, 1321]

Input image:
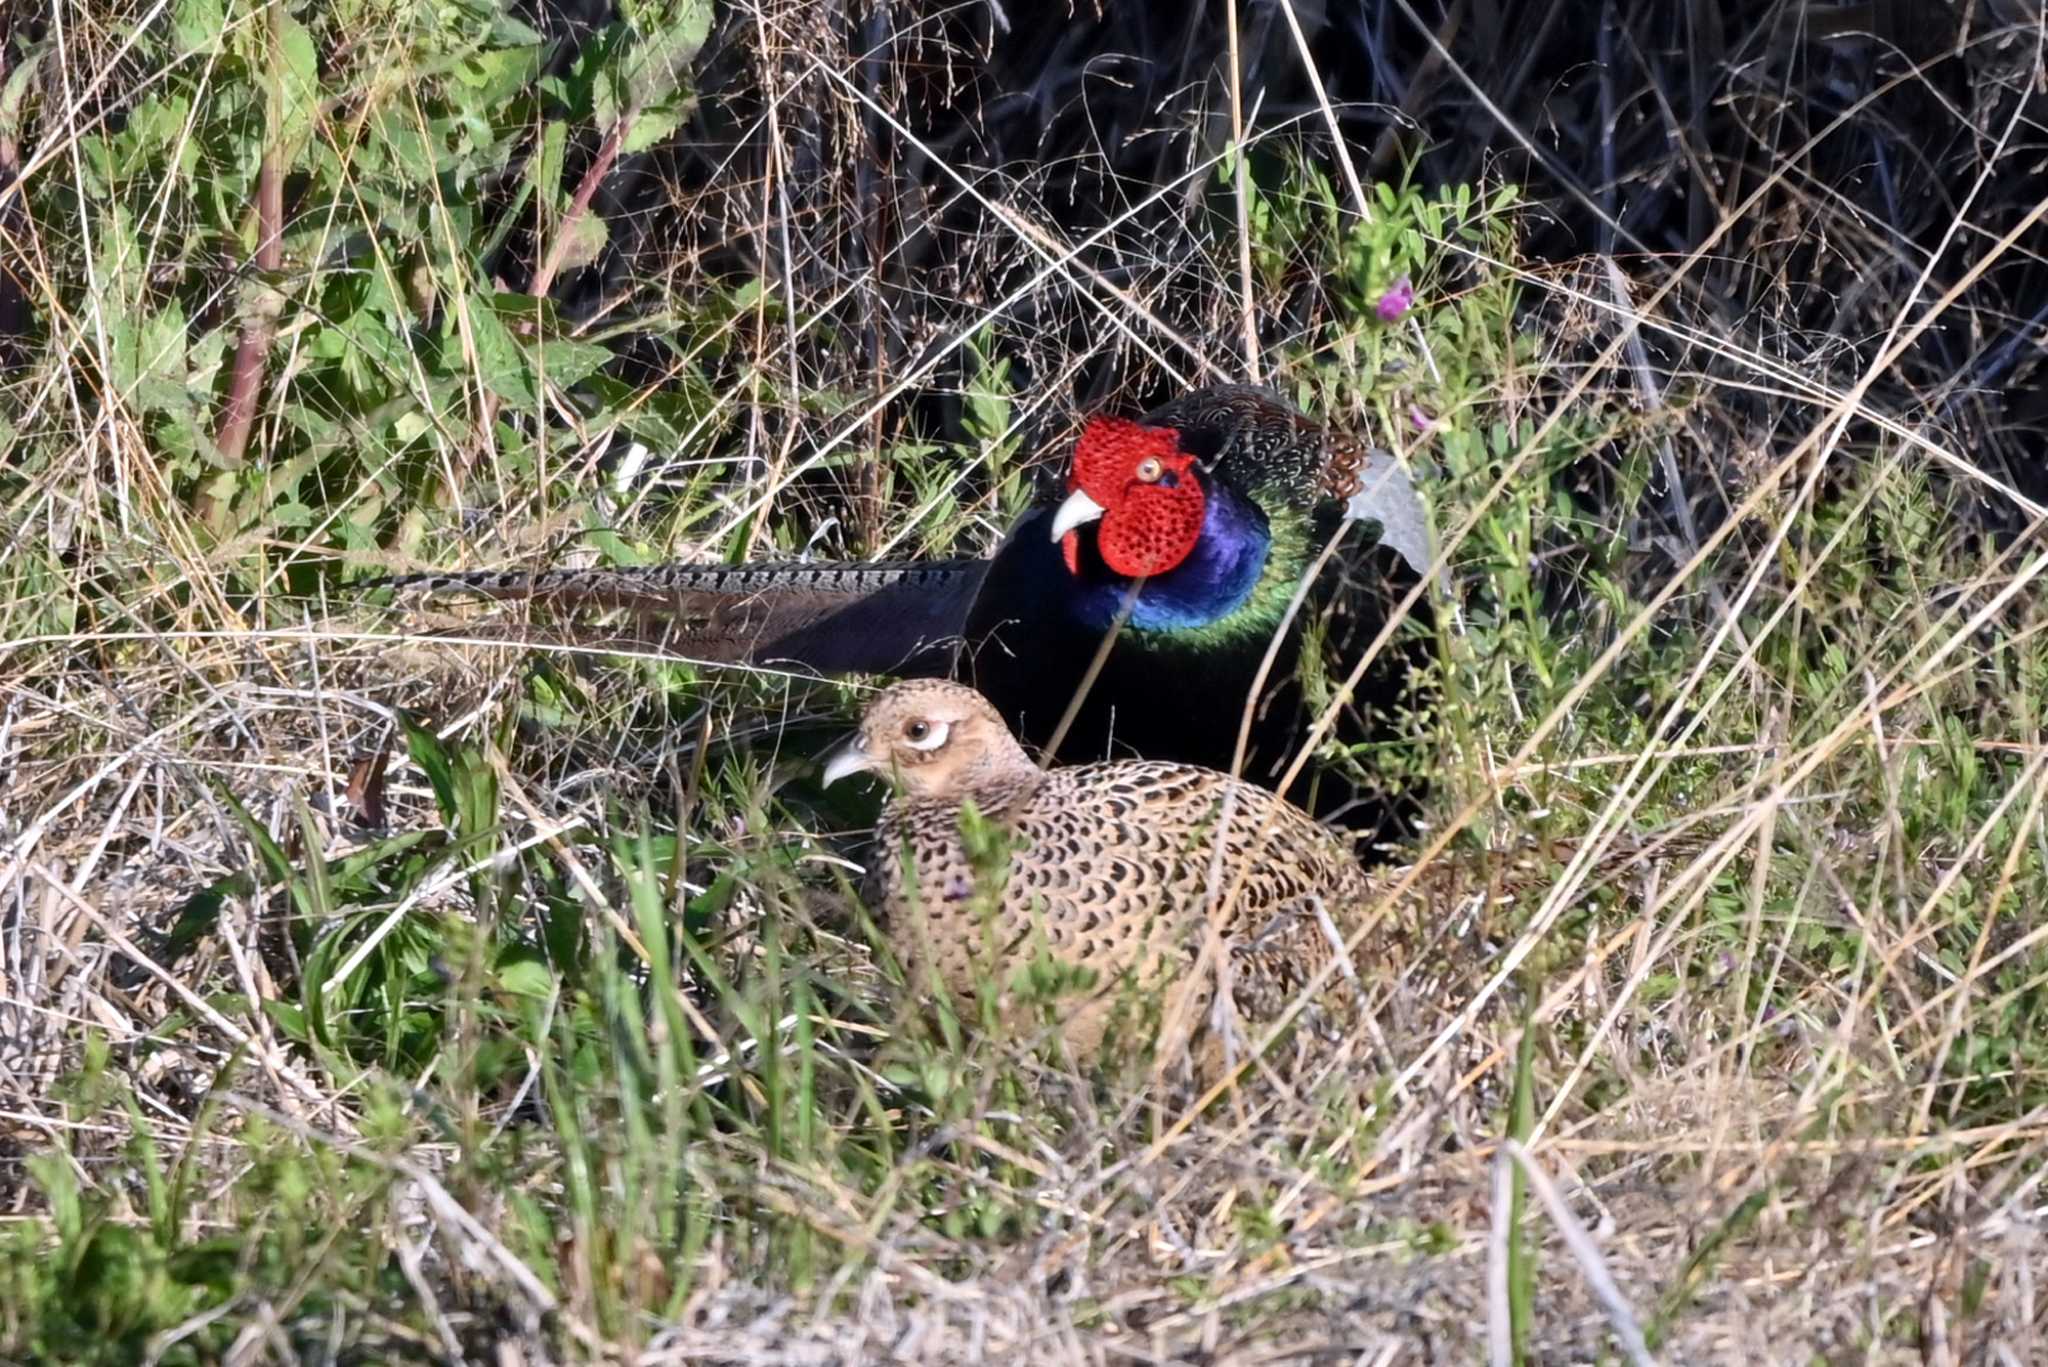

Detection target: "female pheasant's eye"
[1135, 458, 1164, 483]
[901, 718, 950, 751]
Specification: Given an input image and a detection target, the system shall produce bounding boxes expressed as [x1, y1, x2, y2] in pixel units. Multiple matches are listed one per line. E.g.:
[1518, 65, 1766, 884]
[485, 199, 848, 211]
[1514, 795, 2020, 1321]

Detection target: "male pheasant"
[821, 679, 1397, 1072]
[373, 384, 1431, 841]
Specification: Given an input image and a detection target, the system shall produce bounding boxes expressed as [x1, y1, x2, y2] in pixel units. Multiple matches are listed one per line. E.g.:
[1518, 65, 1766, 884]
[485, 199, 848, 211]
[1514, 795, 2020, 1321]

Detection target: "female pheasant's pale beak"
[819, 737, 876, 788]
[1048, 488, 1106, 542]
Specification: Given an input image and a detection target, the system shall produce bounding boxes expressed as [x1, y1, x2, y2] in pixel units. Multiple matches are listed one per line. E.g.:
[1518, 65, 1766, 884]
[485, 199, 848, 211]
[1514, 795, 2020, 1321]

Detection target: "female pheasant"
[375, 385, 1430, 840]
[824, 681, 1702, 1107]
[821, 679, 1394, 1072]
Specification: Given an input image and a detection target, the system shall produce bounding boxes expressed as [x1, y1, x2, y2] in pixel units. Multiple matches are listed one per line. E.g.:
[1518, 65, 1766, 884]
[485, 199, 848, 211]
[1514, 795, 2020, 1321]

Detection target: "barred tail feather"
[363, 559, 990, 676]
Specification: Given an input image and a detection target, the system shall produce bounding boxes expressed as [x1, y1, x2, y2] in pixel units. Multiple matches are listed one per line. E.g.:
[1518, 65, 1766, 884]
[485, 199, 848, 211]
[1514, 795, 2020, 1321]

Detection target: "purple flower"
[1409, 403, 1435, 433]
[1376, 276, 1415, 322]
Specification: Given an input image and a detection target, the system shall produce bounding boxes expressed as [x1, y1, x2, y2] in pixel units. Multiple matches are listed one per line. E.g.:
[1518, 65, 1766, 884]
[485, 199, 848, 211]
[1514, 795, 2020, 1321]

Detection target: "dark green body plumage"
[957, 386, 1425, 841]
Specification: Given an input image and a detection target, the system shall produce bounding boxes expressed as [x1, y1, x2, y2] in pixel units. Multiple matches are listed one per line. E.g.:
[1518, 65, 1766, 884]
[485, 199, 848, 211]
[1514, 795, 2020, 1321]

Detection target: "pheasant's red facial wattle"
[1056, 417, 1205, 579]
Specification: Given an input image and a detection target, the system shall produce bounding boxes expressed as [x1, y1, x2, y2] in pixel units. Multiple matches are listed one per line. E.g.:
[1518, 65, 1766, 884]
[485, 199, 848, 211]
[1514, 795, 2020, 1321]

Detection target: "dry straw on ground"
[6, 0, 2048, 1360]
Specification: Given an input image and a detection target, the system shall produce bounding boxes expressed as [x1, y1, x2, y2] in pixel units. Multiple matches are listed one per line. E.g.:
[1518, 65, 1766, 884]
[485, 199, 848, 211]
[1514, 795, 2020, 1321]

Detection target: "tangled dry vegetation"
[5, 0, 2048, 1361]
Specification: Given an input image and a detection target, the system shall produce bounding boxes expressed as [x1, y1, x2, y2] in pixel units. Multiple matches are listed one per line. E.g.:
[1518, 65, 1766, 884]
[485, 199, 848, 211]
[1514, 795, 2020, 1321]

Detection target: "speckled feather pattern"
[854, 682, 1384, 1067]
[847, 684, 1710, 1101]
[1137, 384, 1366, 503]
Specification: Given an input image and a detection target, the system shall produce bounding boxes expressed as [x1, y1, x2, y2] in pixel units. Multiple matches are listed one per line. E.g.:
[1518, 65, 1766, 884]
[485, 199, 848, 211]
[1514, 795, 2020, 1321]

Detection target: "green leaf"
[29, 1152, 83, 1243]
[529, 119, 569, 214]
[553, 212, 610, 275]
[369, 107, 436, 181]
[596, 1, 711, 131]
[492, 11, 548, 46]
[120, 303, 196, 418]
[619, 106, 681, 155]
[962, 331, 1014, 455]
[461, 298, 536, 407]
[156, 874, 253, 971]
[455, 743, 500, 844]
[0, 46, 43, 144]
[533, 331, 612, 387]
[274, 14, 321, 152]
[456, 43, 546, 105]
[399, 714, 460, 825]
[496, 950, 555, 999]
[170, 0, 225, 55]
[212, 781, 296, 889]
[332, 830, 435, 895]
[624, 2, 712, 106]
[116, 96, 194, 179]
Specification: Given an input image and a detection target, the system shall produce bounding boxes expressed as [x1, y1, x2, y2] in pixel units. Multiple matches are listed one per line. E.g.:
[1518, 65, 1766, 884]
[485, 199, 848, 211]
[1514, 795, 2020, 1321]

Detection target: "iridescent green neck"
[1124, 501, 1317, 654]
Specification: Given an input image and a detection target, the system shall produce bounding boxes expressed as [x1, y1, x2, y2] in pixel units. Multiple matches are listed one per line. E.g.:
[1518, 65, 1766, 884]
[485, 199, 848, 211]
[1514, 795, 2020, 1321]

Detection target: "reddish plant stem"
[210, 2, 289, 486]
[528, 111, 631, 305]
[211, 148, 284, 469]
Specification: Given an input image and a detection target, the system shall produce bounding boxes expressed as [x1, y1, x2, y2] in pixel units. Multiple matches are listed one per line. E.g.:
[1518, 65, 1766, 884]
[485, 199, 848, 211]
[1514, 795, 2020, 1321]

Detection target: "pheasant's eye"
[1135, 457, 1164, 483]
[901, 718, 950, 751]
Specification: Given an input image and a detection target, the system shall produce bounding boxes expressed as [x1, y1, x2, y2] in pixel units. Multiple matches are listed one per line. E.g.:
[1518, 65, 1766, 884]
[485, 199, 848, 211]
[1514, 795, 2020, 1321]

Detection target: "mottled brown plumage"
[821, 679, 1389, 1070]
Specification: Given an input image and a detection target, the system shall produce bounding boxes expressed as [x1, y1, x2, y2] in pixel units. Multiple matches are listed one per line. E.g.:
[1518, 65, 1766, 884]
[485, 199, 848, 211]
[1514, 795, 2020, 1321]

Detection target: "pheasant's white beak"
[1049, 488, 1106, 542]
[819, 739, 875, 788]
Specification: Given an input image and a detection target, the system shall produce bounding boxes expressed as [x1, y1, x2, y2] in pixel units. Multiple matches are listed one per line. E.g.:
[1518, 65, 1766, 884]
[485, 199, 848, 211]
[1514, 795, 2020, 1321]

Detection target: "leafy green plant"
[3, 0, 719, 606]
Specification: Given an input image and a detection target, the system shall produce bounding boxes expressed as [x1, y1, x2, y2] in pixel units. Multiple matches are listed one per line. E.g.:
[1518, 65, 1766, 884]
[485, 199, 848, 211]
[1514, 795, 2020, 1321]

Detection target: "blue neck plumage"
[1067, 485, 1272, 634]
